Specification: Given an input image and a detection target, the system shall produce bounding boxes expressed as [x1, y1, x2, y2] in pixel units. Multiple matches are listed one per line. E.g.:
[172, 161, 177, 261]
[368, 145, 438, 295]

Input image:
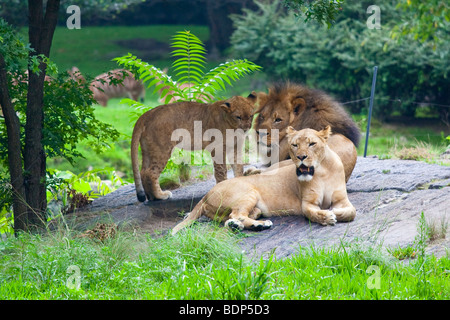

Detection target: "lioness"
[254, 81, 359, 182]
[171, 126, 356, 234]
[131, 93, 257, 202]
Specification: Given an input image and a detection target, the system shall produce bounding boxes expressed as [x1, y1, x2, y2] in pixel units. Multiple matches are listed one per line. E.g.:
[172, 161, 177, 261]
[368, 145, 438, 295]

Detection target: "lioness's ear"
[290, 96, 306, 116]
[286, 126, 296, 136]
[247, 91, 257, 104]
[319, 125, 332, 141]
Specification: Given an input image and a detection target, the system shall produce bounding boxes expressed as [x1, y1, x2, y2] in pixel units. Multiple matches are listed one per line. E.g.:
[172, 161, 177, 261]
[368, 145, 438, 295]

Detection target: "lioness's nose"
[297, 155, 307, 161]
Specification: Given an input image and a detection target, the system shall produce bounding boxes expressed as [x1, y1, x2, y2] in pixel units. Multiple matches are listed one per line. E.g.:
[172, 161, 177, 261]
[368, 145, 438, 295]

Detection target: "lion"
[171, 126, 356, 235]
[254, 81, 360, 182]
[131, 93, 257, 202]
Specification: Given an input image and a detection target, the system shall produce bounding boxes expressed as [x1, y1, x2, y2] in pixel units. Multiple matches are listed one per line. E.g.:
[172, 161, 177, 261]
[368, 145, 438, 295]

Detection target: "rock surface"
[73, 157, 450, 258]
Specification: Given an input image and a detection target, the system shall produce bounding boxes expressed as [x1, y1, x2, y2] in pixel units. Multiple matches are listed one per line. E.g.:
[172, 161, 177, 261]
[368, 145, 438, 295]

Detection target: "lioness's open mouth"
[296, 164, 314, 177]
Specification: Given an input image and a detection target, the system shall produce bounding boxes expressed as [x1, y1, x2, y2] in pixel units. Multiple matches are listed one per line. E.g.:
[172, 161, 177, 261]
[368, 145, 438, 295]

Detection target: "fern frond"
[170, 31, 206, 87]
[114, 53, 187, 102]
[196, 59, 262, 96]
[120, 98, 154, 123]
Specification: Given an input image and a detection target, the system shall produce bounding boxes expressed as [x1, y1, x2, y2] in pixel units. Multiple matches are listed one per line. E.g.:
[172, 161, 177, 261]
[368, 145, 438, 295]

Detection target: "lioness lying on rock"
[171, 126, 356, 234]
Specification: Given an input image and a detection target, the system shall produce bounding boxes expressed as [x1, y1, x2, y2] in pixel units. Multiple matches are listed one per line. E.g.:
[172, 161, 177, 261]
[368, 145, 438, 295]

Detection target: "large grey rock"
[72, 157, 450, 258]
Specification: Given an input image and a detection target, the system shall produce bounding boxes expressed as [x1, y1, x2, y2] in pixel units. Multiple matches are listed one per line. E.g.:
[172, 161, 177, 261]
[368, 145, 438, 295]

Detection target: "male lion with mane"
[171, 126, 356, 234]
[253, 81, 360, 182]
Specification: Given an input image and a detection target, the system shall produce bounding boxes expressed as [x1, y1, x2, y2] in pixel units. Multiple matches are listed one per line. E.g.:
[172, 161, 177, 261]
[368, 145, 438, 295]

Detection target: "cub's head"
[286, 126, 331, 181]
[254, 83, 307, 147]
[221, 92, 257, 131]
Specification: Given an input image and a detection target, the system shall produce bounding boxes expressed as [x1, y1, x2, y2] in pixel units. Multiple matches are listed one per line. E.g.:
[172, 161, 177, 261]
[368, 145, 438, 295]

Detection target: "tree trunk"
[0, 55, 28, 233]
[205, 0, 257, 55]
[22, 0, 60, 230]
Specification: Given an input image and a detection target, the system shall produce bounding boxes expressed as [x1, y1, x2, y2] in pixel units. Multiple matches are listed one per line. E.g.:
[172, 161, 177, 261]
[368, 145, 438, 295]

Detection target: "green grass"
[0, 224, 448, 300]
[355, 116, 448, 161]
[47, 25, 210, 77]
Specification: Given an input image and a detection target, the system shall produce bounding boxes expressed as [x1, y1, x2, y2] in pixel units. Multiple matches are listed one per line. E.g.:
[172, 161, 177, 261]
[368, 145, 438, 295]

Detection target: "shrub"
[230, 0, 450, 121]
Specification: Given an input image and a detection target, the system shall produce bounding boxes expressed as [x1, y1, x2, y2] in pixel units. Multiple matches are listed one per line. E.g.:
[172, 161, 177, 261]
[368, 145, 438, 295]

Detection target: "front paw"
[250, 220, 273, 231]
[225, 218, 244, 231]
[320, 210, 337, 226]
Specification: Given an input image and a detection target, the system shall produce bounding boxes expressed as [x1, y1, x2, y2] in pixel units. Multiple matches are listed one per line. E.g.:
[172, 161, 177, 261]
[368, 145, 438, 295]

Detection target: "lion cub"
[171, 126, 356, 234]
[131, 93, 257, 202]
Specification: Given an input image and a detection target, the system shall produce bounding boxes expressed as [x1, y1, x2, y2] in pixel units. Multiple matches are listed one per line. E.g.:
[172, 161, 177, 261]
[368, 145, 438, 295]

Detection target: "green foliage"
[391, 0, 450, 45]
[0, 18, 29, 70]
[230, 0, 450, 121]
[0, 70, 120, 164]
[284, 0, 345, 27]
[114, 30, 261, 104]
[46, 167, 126, 218]
[0, 18, 121, 225]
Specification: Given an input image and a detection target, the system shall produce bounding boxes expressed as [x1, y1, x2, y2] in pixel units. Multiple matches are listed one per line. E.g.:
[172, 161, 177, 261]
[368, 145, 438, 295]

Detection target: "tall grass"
[1, 223, 448, 300]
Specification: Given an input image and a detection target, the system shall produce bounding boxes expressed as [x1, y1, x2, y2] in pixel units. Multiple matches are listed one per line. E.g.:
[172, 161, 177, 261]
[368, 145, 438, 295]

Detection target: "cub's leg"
[210, 147, 228, 183]
[140, 147, 173, 201]
[301, 201, 337, 226]
[226, 142, 244, 178]
[330, 191, 356, 222]
[212, 162, 227, 183]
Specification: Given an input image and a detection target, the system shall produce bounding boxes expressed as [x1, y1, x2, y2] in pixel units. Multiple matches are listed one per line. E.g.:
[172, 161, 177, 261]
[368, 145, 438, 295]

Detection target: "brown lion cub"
[131, 93, 257, 202]
[171, 126, 356, 234]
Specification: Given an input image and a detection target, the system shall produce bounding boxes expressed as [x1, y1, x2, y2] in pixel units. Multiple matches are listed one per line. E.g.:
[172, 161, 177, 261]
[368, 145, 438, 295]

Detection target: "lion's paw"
[249, 220, 273, 231]
[225, 218, 244, 231]
[323, 211, 337, 226]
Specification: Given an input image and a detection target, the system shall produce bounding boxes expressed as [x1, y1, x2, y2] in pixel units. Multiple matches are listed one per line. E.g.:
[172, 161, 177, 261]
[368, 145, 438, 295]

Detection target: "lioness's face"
[221, 93, 257, 131]
[287, 126, 330, 182]
[255, 92, 305, 146]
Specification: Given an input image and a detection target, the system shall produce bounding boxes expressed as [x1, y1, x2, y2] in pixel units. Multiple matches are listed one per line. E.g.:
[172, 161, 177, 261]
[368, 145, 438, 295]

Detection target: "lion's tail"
[171, 198, 206, 235]
[131, 120, 146, 202]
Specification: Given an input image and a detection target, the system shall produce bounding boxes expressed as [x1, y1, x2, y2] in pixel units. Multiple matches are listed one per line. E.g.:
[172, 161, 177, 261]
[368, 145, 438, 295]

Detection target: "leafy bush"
[230, 0, 450, 121]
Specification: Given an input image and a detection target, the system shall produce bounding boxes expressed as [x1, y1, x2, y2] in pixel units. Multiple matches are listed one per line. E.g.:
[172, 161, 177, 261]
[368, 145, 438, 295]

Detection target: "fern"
[171, 31, 206, 85]
[114, 30, 262, 105]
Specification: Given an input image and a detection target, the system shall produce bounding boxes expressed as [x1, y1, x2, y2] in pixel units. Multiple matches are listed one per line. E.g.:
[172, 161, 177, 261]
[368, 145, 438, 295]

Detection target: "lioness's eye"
[309, 142, 316, 147]
[291, 144, 298, 148]
[274, 118, 282, 123]
[236, 116, 242, 120]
